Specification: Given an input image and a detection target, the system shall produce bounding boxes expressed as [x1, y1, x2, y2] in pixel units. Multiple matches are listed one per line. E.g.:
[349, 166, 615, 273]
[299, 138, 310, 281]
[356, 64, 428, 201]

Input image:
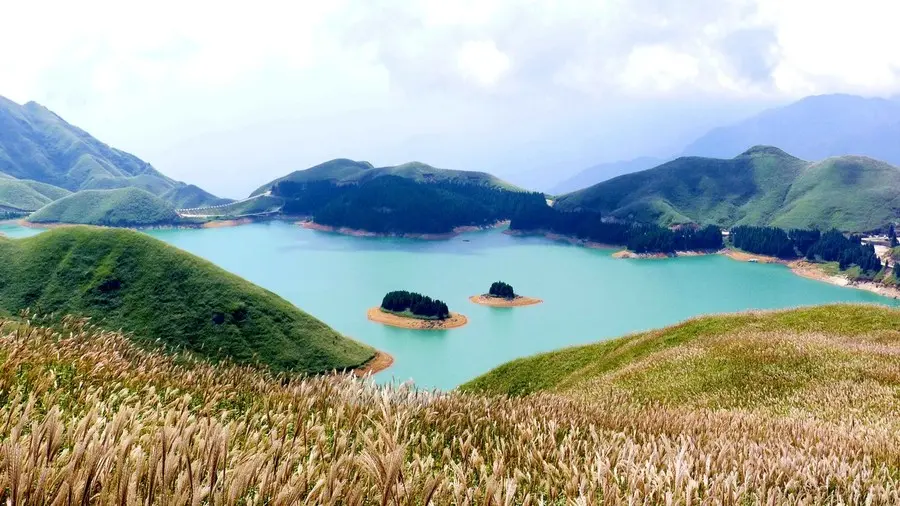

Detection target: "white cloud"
[456, 40, 511, 87]
[619, 45, 700, 93]
[2, 0, 900, 195]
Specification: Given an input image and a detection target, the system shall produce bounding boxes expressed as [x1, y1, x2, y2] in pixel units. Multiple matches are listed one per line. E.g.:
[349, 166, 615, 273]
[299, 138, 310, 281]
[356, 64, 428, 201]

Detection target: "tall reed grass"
[0, 313, 898, 504]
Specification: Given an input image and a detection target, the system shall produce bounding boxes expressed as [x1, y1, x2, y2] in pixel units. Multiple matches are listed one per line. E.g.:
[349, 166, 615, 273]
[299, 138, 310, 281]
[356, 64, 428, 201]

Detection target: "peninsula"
[470, 281, 542, 307]
[368, 290, 468, 330]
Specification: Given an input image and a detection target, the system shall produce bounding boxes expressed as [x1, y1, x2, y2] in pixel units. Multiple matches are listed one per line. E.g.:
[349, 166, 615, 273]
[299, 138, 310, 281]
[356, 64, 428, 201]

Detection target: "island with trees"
[368, 290, 468, 330]
[469, 281, 542, 307]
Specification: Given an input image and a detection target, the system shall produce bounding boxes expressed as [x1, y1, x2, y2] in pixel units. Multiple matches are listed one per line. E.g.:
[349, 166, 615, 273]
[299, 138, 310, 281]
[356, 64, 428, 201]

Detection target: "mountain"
[162, 184, 233, 209]
[27, 188, 180, 226]
[683, 94, 900, 164]
[7, 303, 896, 503]
[251, 158, 521, 196]
[0, 227, 374, 373]
[549, 157, 665, 195]
[554, 146, 900, 232]
[0, 95, 224, 208]
[0, 177, 71, 211]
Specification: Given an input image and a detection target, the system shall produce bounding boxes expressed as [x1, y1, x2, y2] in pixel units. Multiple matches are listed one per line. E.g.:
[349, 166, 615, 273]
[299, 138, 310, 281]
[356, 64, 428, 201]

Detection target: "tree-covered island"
[368, 290, 468, 330]
[470, 281, 542, 307]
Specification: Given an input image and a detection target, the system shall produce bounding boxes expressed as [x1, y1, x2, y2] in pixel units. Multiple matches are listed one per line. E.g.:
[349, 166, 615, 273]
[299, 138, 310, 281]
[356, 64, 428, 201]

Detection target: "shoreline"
[721, 249, 900, 299]
[366, 307, 468, 330]
[14, 214, 303, 232]
[469, 294, 543, 307]
[351, 350, 395, 377]
[511, 229, 900, 300]
[503, 229, 620, 250]
[301, 220, 509, 240]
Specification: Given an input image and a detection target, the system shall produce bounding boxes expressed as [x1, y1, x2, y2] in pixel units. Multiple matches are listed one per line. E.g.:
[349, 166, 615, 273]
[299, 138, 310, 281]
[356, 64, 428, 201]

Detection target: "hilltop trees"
[381, 290, 450, 319]
[730, 226, 798, 258]
[488, 281, 516, 299]
[509, 208, 723, 254]
[277, 176, 546, 234]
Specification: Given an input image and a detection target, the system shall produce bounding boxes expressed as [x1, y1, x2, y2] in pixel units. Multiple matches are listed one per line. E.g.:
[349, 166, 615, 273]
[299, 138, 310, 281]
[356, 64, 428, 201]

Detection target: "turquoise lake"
[3, 221, 897, 389]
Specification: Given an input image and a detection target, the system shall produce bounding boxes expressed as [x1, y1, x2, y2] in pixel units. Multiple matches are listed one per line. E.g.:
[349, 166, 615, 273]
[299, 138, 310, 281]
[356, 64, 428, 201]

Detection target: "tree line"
[730, 225, 882, 276]
[381, 290, 450, 319]
[488, 281, 515, 299]
[275, 176, 547, 234]
[509, 207, 723, 254]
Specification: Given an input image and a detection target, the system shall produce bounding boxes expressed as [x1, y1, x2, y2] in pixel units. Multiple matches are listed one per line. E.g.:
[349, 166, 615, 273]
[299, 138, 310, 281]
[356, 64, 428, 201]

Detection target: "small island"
[469, 281, 542, 307]
[368, 290, 468, 330]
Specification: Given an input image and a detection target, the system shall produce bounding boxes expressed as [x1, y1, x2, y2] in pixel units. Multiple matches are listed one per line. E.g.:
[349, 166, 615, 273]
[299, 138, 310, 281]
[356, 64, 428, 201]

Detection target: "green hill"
[0, 227, 373, 372]
[555, 146, 900, 232]
[0, 95, 225, 208]
[27, 188, 180, 226]
[0, 177, 71, 211]
[251, 158, 520, 196]
[463, 304, 900, 409]
[163, 184, 234, 209]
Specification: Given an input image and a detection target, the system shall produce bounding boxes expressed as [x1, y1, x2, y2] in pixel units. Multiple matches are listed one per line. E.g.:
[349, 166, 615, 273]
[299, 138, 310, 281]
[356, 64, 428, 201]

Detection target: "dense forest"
[489, 281, 516, 299]
[509, 207, 723, 253]
[274, 177, 546, 234]
[730, 225, 882, 276]
[380, 290, 450, 319]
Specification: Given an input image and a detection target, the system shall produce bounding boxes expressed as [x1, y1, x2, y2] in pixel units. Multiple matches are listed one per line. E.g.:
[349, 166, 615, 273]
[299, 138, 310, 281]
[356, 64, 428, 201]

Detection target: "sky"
[3, 0, 900, 197]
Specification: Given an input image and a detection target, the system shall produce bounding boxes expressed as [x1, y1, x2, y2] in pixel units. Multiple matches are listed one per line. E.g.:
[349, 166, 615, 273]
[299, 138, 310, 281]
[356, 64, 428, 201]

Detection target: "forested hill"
[251, 159, 521, 196]
[0, 95, 225, 208]
[277, 175, 546, 234]
[554, 146, 900, 233]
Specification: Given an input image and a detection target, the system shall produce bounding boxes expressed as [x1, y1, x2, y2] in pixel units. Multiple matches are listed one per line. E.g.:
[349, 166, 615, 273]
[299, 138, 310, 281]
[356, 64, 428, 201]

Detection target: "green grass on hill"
[462, 304, 900, 415]
[0, 227, 374, 373]
[0, 177, 71, 210]
[163, 184, 234, 209]
[178, 194, 284, 218]
[555, 146, 900, 232]
[251, 158, 522, 196]
[27, 187, 179, 226]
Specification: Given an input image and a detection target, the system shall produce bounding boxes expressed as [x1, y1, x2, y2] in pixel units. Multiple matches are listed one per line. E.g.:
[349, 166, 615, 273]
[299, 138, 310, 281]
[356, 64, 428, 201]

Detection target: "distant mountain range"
[553, 94, 900, 192]
[0, 95, 226, 212]
[555, 146, 900, 233]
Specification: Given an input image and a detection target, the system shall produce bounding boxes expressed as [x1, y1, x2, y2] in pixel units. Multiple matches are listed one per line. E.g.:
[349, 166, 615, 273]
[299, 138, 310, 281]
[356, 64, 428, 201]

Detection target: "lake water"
[3, 221, 896, 389]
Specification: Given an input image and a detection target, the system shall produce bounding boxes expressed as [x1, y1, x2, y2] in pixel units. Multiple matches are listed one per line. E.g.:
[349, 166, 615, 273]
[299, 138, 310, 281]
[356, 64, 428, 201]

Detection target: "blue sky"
[2, 0, 899, 196]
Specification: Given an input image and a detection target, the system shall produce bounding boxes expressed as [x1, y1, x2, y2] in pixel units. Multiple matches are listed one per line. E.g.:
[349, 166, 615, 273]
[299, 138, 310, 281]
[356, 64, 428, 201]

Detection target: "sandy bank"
[469, 295, 542, 307]
[366, 307, 468, 330]
[351, 350, 395, 377]
[301, 220, 507, 240]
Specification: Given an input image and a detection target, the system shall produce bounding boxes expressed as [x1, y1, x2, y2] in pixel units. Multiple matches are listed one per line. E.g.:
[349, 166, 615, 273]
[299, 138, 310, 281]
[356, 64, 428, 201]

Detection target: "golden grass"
[1, 312, 899, 504]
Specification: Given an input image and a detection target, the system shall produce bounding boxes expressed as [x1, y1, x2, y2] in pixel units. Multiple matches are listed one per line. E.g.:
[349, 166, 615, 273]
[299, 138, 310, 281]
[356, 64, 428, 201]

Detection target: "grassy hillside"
[178, 194, 284, 218]
[463, 304, 900, 404]
[27, 188, 180, 226]
[251, 158, 521, 196]
[0, 95, 226, 207]
[163, 184, 234, 209]
[555, 146, 900, 232]
[1, 306, 897, 503]
[0, 227, 373, 372]
[0, 177, 71, 211]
